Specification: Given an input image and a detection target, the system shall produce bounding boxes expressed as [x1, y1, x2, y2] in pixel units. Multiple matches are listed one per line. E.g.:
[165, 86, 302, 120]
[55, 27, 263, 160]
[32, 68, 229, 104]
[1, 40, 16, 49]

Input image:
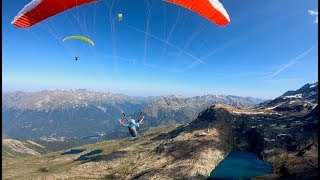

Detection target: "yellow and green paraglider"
[62, 35, 94, 46]
[62, 35, 94, 61]
[118, 13, 123, 21]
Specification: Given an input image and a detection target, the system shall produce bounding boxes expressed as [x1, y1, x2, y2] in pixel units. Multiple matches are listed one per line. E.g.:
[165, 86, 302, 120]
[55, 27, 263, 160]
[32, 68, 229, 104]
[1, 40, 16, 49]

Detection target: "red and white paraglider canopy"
[12, 0, 230, 28]
[11, 0, 98, 28]
[165, 0, 230, 26]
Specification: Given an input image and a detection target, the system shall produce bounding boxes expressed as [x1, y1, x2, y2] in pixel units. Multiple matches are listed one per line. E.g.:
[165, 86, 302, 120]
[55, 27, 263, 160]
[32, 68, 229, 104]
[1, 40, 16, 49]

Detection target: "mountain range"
[2, 90, 266, 140]
[2, 82, 318, 179]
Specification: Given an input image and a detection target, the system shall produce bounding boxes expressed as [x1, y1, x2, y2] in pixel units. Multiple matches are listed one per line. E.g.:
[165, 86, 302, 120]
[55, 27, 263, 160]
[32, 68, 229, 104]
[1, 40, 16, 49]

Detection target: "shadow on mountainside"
[75, 149, 103, 161]
[81, 150, 128, 164]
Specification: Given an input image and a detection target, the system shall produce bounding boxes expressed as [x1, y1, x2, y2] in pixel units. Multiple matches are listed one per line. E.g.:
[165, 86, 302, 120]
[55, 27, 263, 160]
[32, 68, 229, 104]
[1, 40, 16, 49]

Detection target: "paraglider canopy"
[63, 35, 95, 46]
[164, 0, 230, 26]
[118, 13, 123, 21]
[11, 0, 98, 28]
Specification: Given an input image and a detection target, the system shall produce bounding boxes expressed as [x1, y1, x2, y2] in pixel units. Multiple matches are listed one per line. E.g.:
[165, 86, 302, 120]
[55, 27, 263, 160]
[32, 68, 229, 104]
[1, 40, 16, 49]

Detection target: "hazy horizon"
[3, 82, 318, 100]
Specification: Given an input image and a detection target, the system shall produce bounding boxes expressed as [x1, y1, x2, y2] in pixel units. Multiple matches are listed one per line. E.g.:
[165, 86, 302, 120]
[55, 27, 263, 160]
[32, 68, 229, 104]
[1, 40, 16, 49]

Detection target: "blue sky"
[2, 0, 318, 99]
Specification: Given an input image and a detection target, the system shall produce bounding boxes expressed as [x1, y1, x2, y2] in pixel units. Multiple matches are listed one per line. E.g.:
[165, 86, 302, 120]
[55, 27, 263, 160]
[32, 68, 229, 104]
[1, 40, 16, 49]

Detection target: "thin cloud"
[270, 47, 313, 77]
[199, 37, 242, 60]
[184, 61, 200, 71]
[214, 71, 273, 78]
[263, 78, 304, 83]
[121, 23, 206, 65]
[308, 10, 318, 23]
[144, 63, 183, 73]
[104, 54, 136, 64]
[183, 37, 242, 71]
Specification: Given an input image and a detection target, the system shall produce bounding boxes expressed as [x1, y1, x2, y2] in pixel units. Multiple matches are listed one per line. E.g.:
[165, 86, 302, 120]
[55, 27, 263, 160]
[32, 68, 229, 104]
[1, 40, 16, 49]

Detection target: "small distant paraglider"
[62, 35, 94, 61]
[118, 13, 123, 21]
[62, 35, 94, 46]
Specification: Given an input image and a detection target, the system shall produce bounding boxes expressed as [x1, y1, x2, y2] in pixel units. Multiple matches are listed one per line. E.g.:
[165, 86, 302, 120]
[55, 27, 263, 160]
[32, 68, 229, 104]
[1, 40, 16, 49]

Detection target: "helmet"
[130, 119, 136, 124]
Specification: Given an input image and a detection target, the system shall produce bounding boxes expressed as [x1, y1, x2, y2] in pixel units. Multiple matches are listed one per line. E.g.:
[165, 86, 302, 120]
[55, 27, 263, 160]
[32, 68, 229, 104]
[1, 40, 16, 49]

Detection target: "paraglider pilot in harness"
[75, 56, 79, 61]
[118, 112, 144, 137]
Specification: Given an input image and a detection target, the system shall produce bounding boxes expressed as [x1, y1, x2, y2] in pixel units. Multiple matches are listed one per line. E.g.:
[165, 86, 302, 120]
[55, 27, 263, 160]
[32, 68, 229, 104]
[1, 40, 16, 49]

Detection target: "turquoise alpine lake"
[209, 151, 273, 179]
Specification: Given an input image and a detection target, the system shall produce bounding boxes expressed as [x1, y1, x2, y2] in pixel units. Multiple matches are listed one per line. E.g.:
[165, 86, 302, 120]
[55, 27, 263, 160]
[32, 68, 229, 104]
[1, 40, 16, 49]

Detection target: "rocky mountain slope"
[2, 104, 235, 179]
[259, 82, 318, 116]
[2, 83, 317, 179]
[2, 138, 48, 158]
[2, 137, 88, 158]
[2, 100, 317, 179]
